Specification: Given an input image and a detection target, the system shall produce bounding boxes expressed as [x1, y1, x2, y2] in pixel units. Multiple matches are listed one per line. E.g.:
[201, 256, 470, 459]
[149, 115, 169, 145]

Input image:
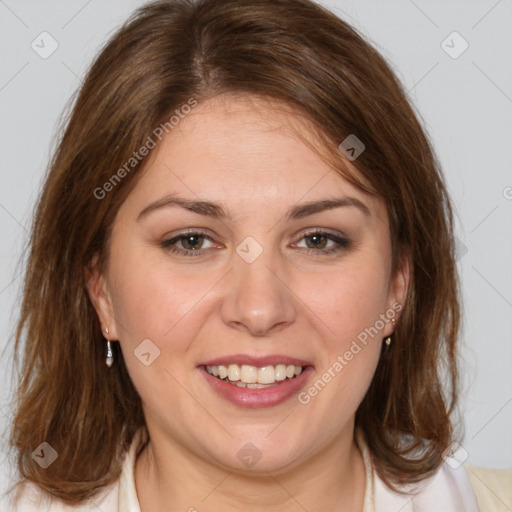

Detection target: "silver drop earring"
[105, 327, 114, 368]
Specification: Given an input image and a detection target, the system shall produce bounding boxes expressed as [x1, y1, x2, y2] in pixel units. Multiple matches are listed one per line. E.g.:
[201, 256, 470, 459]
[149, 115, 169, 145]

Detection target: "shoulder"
[1, 479, 119, 512]
[372, 459, 481, 511]
[1, 429, 147, 512]
[465, 465, 512, 512]
[1, 482, 53, 512]
[354, 429, 481, 511]
[373, 460, 512, 512]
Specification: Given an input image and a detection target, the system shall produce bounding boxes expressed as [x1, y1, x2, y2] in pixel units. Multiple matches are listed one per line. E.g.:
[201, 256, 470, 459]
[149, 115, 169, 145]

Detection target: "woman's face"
[88, 95, 408, 473]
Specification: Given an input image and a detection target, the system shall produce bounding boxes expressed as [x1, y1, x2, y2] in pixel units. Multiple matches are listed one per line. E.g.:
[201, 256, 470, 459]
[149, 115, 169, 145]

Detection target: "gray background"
[1, 0, 511, 497]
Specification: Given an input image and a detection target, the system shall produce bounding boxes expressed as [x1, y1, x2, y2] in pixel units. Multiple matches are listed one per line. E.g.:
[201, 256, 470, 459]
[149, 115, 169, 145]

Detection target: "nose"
[219, 247, 297, 337]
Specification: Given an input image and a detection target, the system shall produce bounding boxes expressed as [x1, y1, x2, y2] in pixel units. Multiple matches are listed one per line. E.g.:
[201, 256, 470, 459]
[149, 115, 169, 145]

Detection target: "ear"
[384, 254, 410, 334]
[391, 254, 410, 309]
[84, 253, 119, 340]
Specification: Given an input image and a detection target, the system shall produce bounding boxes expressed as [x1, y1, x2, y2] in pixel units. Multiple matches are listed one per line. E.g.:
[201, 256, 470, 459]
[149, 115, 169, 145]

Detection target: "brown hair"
[6, 0, 460, 505]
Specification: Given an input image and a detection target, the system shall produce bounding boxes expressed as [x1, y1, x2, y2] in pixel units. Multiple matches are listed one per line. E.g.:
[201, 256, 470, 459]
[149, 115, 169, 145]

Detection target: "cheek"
[107, 242, 221, 383]
[296, 263, 389, 427]
[301, 246, 392, 415]
[107, 251, 205, 413]
[297, 254, 391, 346]
[108, 239, 199, 341]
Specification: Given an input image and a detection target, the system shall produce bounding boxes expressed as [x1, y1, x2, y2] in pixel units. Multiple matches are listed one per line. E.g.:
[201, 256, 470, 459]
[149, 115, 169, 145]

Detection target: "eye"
[160, 229, 351, 257]
[160, 231, 217, 256]
[294, 230, 351, 255]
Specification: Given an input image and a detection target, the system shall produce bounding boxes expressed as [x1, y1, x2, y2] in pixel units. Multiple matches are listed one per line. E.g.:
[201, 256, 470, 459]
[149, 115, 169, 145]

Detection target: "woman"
[3, 0, 509, 510]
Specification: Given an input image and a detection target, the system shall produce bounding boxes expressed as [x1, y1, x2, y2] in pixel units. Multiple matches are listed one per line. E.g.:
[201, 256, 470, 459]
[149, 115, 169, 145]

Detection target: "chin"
[205, 435, 303, 474]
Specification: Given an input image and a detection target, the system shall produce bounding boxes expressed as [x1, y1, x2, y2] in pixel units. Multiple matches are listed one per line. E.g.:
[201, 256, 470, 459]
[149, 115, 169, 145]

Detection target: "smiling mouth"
[204, 363, 305, 388]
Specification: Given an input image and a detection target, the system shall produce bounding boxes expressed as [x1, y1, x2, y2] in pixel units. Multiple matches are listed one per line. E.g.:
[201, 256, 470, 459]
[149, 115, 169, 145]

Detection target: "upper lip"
[200, 354, 313, 368]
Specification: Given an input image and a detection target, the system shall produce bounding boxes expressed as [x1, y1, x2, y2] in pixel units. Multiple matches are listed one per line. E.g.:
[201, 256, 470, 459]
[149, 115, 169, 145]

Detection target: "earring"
[105, 327, 114, 368]
[384, 317, 396, 347]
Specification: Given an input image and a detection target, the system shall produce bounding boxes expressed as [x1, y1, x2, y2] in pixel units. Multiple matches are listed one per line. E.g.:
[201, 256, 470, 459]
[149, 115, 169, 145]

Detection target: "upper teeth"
[206, 364, 303, 384]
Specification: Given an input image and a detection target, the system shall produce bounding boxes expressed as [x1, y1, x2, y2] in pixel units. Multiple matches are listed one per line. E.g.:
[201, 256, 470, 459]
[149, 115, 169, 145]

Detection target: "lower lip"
[200, 366, 314, 408]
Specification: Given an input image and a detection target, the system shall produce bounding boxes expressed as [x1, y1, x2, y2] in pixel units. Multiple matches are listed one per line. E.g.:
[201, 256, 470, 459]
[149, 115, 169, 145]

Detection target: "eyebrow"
[136, 194, 371, 222]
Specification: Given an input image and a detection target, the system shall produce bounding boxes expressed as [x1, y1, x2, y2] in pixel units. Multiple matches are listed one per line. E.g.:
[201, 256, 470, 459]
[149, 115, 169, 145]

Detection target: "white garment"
[3, 427, 487, 511]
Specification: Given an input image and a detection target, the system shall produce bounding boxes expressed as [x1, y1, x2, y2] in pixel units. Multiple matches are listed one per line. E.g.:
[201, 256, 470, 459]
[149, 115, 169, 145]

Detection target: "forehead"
[127, 94, 386, 221]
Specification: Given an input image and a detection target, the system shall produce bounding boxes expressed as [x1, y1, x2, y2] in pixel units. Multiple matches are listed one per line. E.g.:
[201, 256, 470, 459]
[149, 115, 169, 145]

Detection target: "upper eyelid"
[299, 227, 347, 237]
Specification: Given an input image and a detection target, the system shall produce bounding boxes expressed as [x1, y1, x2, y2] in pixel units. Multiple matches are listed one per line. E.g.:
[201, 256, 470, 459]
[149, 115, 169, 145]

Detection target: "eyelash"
[160, 229, 351, 257]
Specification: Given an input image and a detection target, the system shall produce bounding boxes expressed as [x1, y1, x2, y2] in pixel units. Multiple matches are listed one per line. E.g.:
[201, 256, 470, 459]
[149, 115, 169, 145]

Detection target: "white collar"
[355, 429, 481, 511]
[119, 428, 480, 512]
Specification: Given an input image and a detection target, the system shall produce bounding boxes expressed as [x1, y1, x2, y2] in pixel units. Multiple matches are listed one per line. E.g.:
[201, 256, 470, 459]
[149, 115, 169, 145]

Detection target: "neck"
[134, 425, 367, 512]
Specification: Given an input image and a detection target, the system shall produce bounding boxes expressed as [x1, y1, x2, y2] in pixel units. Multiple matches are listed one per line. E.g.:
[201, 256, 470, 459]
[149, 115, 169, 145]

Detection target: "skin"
[87, 95, 409, 512]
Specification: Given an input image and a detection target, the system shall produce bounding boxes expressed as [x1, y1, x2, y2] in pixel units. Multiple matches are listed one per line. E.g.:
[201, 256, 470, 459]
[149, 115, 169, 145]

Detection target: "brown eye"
[160, 231, 216, 256]
[295, 230, 351, 256]
[304, 234, 329, 249]
[180, 234, 205, 250]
